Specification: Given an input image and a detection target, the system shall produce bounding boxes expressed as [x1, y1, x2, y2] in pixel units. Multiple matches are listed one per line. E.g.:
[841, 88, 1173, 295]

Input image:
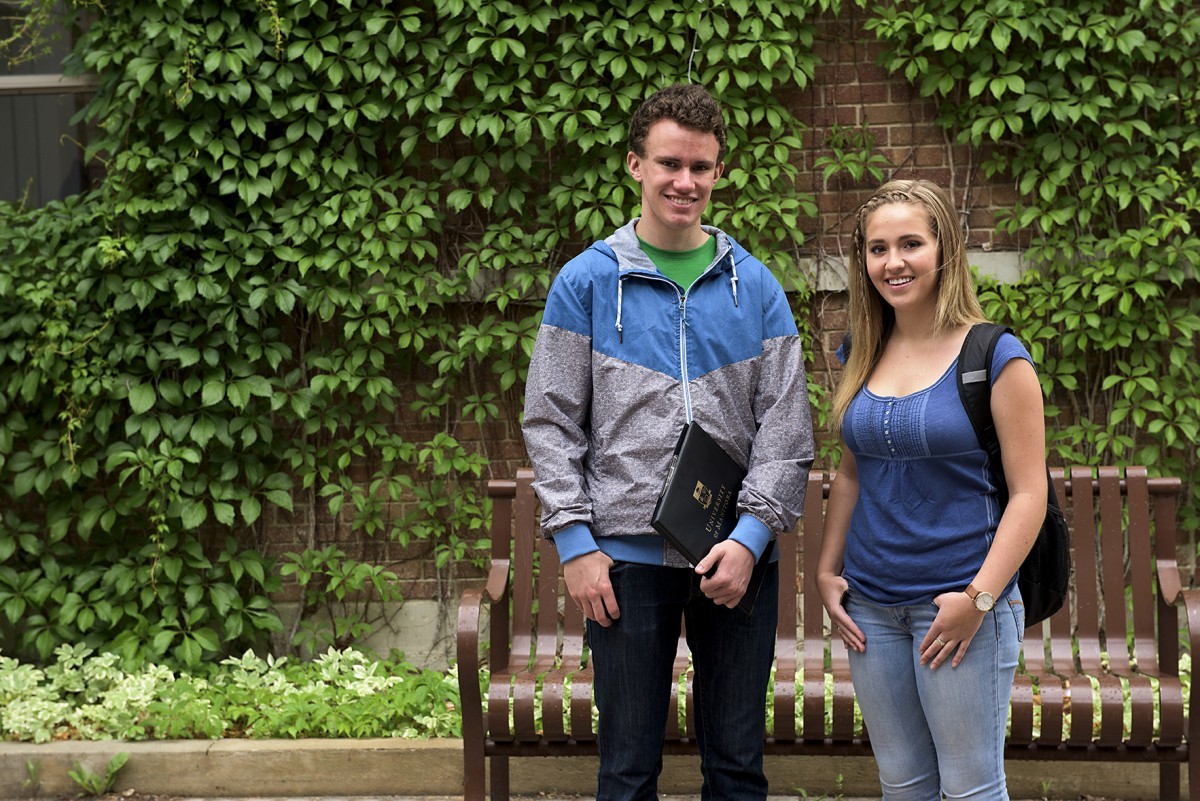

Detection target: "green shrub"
[0, 643, 460, 741]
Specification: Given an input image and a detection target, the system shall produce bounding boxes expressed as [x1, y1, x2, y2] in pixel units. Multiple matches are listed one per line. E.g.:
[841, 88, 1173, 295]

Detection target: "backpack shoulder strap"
[957, 322, 1013, 495]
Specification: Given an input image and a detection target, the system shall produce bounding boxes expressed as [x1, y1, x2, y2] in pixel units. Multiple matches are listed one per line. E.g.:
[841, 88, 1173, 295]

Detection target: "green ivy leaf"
[181, 501, 208, 530]
[214, 502, 236, 526]
[128, 383, 157, 415]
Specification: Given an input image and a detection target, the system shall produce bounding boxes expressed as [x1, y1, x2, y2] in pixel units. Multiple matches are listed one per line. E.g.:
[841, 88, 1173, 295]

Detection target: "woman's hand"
[817, 571, 864, 653]
[920, 591, 985, 669]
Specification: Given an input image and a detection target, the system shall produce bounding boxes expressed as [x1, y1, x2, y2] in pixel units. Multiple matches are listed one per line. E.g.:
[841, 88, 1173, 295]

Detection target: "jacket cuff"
[729, 515, 771, 561]
[550, 523, 599, 564]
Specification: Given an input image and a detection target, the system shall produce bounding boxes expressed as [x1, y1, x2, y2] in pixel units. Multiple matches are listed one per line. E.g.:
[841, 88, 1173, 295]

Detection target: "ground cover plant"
[5, 643, 1188, 745]
[0, 644, 460, 742]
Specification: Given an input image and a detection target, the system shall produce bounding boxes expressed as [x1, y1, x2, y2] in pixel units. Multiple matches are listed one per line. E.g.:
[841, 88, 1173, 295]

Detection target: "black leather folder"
[651, 421, 772, 614]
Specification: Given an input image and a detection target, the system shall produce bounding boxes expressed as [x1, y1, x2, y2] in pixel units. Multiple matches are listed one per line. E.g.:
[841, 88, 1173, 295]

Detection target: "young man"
[522, 83, 814, 801]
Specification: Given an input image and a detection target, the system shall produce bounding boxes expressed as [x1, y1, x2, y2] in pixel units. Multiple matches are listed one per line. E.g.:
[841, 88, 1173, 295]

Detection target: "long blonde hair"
[832, 179, 987, 432]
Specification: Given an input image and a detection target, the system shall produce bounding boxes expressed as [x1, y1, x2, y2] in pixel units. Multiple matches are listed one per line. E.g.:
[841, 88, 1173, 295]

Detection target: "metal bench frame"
[458, 466, 1198, 801]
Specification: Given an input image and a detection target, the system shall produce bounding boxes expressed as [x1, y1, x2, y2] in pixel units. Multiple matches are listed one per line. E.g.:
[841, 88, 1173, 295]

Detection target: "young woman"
[816, 180, 1046, 801]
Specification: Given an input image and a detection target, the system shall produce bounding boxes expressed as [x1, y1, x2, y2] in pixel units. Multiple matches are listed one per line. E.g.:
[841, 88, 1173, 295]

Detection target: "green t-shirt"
[638, 235, 717, 291]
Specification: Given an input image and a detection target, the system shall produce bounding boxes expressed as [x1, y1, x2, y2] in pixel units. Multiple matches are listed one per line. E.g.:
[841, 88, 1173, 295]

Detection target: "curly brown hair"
[628, 83, 727, 163]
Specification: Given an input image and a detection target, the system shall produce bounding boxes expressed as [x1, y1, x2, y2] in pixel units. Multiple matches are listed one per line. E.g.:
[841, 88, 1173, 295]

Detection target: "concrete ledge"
[0, 737, 1172, 799]
[2, 739, 459, 798]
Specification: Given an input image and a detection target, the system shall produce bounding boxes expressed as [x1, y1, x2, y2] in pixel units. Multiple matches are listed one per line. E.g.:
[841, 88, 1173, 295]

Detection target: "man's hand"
[695, 540, 755, 608]
[563, 550, 620, 626]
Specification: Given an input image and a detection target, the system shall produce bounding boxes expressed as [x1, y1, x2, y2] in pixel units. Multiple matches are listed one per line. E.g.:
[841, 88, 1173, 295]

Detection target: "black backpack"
[840, 323, 1070, 627]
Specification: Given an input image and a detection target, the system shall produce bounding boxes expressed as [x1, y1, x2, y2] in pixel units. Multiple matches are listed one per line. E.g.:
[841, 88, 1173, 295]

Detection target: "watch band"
[965, 583, 995, 611]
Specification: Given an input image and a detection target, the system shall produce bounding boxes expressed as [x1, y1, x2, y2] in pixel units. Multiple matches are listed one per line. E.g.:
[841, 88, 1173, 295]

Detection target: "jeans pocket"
[1007, 598, 1025, 642]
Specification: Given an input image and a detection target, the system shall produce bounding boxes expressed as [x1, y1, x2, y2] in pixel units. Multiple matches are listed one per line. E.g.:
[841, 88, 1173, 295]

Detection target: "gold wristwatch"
[965, 583, 995, 612]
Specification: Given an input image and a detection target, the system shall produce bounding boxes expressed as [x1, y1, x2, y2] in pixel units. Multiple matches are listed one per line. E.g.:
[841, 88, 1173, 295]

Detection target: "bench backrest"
[487, 465, 1184, 743]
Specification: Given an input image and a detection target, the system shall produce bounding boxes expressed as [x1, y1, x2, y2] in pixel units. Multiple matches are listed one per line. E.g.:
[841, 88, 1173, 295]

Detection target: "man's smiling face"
[627, 119, 725, 251]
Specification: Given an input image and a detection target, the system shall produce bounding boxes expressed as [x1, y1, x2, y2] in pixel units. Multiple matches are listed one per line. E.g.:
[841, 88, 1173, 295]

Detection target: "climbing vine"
[866, 0, 1200, 530]
[0, 0, 830, 664]
[5, 0, 1197, 668]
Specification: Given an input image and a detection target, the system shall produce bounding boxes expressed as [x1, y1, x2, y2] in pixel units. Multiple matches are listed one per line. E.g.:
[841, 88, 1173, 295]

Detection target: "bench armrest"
[1172, 587, 1200, 738]
[1157, 556, 1185, 606]
[457, 559, 512, 736]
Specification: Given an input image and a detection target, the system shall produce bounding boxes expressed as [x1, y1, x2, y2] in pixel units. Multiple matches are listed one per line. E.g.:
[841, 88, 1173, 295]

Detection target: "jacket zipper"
[678, 293, 691, 421]
[622, 269, 709, 423]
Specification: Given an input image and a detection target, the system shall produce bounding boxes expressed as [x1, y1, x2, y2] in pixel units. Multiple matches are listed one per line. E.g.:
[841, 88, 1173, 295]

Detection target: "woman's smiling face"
[863, 201, 941, 313]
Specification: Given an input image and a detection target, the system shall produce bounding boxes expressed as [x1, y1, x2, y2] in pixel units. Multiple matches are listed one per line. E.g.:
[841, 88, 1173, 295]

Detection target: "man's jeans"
[845, 590, 1023, 801]
[586, 560, 779, 801]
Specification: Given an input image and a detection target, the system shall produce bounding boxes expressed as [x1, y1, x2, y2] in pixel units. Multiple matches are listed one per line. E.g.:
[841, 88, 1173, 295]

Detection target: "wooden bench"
[457, 466, 1198, 801]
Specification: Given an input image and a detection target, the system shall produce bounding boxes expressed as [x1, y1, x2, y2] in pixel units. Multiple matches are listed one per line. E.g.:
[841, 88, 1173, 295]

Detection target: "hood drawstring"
[615, 254, 738, 344]
[616, 274, 624, 343]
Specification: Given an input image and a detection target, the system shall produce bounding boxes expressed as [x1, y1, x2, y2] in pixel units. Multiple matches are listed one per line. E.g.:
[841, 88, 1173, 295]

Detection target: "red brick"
[879, 146, 914, 168]
[391, 560, 426, 581]
[864, 102, 928, 126]
[456, 421, 483, 440]
[914, 145, 949, 168]
[809, 105, 864, 129]
[885, 124, 943, 147]
[273, 584, 305, 603]
[914, 167, 954, 186]
[817, 193, 849, 214]
[831, 81, 891, 105]
[967, 208, 997, 229]
[989, 182, 1021, 206]
[823, 308, 849, 331]
[888, 82, 924, 105]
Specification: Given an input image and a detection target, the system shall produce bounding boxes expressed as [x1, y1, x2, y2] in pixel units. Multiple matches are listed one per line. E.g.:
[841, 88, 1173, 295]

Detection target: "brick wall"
[267, 12, 1028, 624]
[791, 12, 1028, 262]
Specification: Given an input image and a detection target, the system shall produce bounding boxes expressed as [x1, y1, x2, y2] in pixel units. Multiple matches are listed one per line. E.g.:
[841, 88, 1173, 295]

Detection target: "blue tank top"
[841, 333, 1033, 605]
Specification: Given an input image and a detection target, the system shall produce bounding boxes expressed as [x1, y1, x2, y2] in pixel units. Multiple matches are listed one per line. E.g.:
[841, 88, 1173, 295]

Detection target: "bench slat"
[772, 527, 799, 742]
[1128, 469, 1161, 674]
[1071, 467, 1103, 674]
[1099, 468, 1129, 675]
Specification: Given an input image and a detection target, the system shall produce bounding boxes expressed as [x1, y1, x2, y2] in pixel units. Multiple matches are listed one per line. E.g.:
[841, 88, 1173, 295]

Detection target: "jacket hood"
[598, 219, 744, 343]
[600, 218, 739, 275]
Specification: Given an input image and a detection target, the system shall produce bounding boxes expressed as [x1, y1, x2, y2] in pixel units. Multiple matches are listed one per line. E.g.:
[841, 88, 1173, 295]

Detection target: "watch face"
[974, 591, 995, 612]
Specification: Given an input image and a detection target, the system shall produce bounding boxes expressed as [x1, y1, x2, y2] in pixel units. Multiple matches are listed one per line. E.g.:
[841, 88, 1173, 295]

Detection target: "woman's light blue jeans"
[845, 590, 1023, 801]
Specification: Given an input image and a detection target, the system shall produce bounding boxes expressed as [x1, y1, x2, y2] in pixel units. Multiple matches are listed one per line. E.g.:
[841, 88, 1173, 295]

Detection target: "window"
[0, 1, 96, 206]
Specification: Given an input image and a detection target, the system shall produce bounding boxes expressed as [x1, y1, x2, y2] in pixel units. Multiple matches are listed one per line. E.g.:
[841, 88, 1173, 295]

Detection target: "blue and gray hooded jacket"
[522, 219, 815, 568]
